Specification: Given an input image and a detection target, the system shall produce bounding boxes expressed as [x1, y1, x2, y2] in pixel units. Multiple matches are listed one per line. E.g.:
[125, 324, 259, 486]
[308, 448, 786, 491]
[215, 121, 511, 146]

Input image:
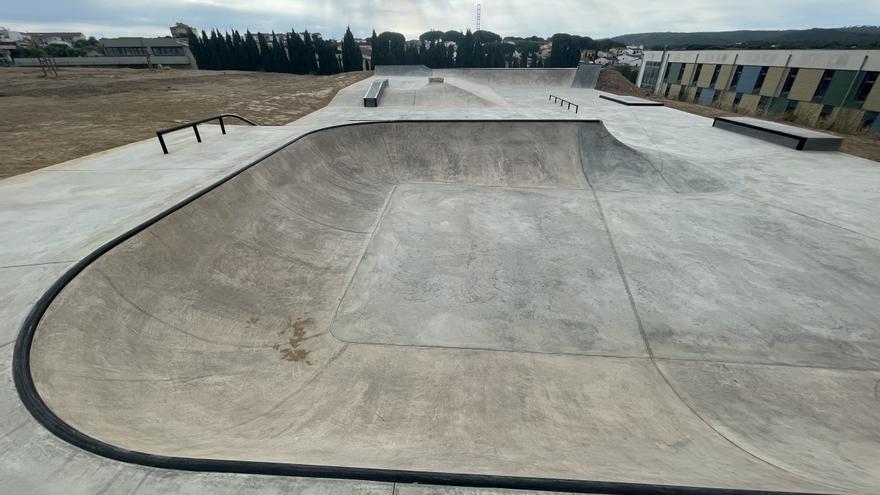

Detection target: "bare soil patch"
[0, 68, 370, 178]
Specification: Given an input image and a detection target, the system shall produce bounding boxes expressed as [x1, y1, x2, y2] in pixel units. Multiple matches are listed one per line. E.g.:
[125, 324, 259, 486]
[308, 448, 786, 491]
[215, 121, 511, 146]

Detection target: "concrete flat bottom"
[332, 184, 645, 355]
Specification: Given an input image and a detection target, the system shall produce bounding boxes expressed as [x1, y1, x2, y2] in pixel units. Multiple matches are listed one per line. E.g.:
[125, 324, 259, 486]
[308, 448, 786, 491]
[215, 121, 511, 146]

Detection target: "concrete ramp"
[375, 65, 432, 77]
[18, 121, 880, 494]
[433, 68, 578, 87]
[572, 64, 601, 88]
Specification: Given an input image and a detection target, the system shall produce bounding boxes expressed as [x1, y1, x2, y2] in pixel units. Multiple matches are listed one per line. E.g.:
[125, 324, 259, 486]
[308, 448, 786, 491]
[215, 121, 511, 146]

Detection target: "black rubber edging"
[12, 119, 832, 495]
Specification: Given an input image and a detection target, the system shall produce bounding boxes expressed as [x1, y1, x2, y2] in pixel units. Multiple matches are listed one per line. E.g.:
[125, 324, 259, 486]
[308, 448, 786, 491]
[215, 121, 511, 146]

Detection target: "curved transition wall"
[21, 121, 880, 494]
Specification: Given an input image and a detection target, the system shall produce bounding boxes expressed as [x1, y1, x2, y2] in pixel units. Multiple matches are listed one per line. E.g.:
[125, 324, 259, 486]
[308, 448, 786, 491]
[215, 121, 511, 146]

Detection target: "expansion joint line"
[577, 145, 823, 486]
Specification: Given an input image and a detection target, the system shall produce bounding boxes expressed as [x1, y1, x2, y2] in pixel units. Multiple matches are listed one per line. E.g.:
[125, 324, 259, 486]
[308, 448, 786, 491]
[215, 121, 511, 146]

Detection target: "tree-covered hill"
[612, 26, 880, 49]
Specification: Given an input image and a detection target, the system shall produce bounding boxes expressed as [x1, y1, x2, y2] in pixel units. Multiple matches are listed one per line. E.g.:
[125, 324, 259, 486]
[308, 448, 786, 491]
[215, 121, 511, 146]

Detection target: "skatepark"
[2, 66, 879, 494]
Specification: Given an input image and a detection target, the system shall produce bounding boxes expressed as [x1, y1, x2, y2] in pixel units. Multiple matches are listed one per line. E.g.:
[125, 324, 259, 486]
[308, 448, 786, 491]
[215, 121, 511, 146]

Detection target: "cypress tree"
[257, 32, 273, 71]
[200, 30, 213, 69]
[186, 29, 203, 68]
[302, 30, 318, 74]
[458, 29, 474, 68]
[341, 26, 362, 72]
[287, 30, 308, 74]
[370, 30, 379, 66]
[244, 30, 259, 70]
[271, 31, 287, 73]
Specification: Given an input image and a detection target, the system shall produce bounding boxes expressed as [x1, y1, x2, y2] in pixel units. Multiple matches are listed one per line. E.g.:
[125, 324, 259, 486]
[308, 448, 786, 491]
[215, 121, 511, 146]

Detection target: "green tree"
[443, 30, 464, 44]
[419, 30, 444, 43]
[257, 32, 273, 71]
[457, 29, 474, 67]
[473, 30, 502, 44]
[312, 34, 341, 75]
[244, 30, 260, 70]
[302, 30, 318, 73]
[271, 31, 288, 72]
[287, 30, 308, 74]
[341, 26, 363, 71]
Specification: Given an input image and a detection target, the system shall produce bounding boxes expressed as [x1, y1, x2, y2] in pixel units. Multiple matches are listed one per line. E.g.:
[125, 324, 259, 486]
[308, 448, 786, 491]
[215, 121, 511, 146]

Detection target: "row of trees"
[186, 26, 620, 74]
[186, 27, 361, 74]
[371, 29, 546, 69]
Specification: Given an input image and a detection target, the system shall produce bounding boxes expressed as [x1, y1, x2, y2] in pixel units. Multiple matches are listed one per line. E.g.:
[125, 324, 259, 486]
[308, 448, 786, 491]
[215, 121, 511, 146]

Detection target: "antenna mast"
[476, 2, 482, 31]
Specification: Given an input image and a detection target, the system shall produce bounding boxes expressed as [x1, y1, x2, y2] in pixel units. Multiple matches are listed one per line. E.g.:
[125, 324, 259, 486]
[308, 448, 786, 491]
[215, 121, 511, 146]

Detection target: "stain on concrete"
[273, 317, 313, 364]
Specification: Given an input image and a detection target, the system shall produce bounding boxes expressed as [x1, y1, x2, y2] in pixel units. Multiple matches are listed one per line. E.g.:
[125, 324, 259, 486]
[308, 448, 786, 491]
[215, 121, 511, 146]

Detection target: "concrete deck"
[2, 67, 879, 495]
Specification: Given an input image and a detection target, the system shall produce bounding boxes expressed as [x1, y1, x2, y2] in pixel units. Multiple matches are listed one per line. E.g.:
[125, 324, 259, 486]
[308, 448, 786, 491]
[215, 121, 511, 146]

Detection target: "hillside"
[612, 26, 880, 49]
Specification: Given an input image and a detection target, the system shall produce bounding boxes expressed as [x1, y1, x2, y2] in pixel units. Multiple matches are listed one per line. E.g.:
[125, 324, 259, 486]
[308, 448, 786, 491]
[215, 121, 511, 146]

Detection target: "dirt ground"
[596, 69, 648, 97]
[0, 68, 370, 178]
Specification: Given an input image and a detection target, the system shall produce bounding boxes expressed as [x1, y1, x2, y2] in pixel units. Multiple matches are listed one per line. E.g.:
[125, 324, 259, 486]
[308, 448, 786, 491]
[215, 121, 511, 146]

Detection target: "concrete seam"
[0, 260, 76, 270]
[249, 174, 373, 235]
[332, 339, 880, 373]
[327, 184, 398, 343]
[579, 136, 829, 488]
[737, 193, 880, 244]
[94, 268, 277, 350]
[0, 418, 29, 442]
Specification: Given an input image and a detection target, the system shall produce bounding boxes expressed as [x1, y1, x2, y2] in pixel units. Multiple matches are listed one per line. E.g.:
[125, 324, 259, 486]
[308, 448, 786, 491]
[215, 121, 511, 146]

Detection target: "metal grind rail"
[156, 114, 258, 154]
[549, 94, 579, 114]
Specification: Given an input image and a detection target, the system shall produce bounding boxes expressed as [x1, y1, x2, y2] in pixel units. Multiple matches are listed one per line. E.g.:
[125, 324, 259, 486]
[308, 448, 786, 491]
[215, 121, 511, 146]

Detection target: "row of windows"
[104, 46, 184, 57]
[659, 62, 877, 107]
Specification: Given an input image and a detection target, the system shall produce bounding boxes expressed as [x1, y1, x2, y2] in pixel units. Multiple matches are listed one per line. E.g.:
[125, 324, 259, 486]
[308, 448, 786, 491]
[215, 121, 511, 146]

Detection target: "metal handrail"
[156, 114, 258, 154]
[549, 94, 579, 114]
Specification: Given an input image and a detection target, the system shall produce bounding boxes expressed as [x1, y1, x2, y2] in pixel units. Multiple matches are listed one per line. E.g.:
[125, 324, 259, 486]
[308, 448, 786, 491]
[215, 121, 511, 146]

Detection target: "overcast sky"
[3, 0, 877, 40]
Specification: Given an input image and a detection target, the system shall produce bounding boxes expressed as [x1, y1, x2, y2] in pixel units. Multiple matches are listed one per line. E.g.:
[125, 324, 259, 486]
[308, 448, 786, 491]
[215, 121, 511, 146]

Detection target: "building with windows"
[22, 31, 85, 45]
[636, 49, 880, 134]
[11, 37, 197, 68]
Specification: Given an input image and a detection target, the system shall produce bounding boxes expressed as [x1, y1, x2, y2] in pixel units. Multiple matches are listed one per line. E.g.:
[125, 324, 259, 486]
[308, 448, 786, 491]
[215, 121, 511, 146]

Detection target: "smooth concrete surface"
[2, 68, 880, 495]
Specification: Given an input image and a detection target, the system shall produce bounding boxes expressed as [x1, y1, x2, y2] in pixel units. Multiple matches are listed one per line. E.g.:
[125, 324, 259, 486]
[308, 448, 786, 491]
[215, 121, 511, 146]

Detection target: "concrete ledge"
[712, 116, 843, 151]
[599, 94, 664, 106]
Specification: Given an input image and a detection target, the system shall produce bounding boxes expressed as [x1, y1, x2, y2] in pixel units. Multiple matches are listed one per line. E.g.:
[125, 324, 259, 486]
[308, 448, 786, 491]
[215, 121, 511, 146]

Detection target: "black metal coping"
[12, 119, 834, 495]
[599, 94, 664, 106]
[712, 117, 843, 151]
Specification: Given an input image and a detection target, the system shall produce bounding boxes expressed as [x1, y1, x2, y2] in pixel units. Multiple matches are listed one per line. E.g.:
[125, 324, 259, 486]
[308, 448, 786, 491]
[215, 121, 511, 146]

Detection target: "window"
[675, 63, 686, 83]
[753, 66, 769, 94]
[785, 99, 798, 114]
[710, 64, 722, 86]
[729, 65, 744, 89]
[692, 64, 703, 85]
[812, 70, 835, 102]
[695, 87, 703, 100]
[151, 46, 184, 56]
[757, 95, 771, 113]
[639, 61, 661, 92]
[863, 111, 878, 131]
[781, 68, 799, 95]
[733, 92, 743, 108]
[854, 71, 878, 102]
[819, 104, 834, 120]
